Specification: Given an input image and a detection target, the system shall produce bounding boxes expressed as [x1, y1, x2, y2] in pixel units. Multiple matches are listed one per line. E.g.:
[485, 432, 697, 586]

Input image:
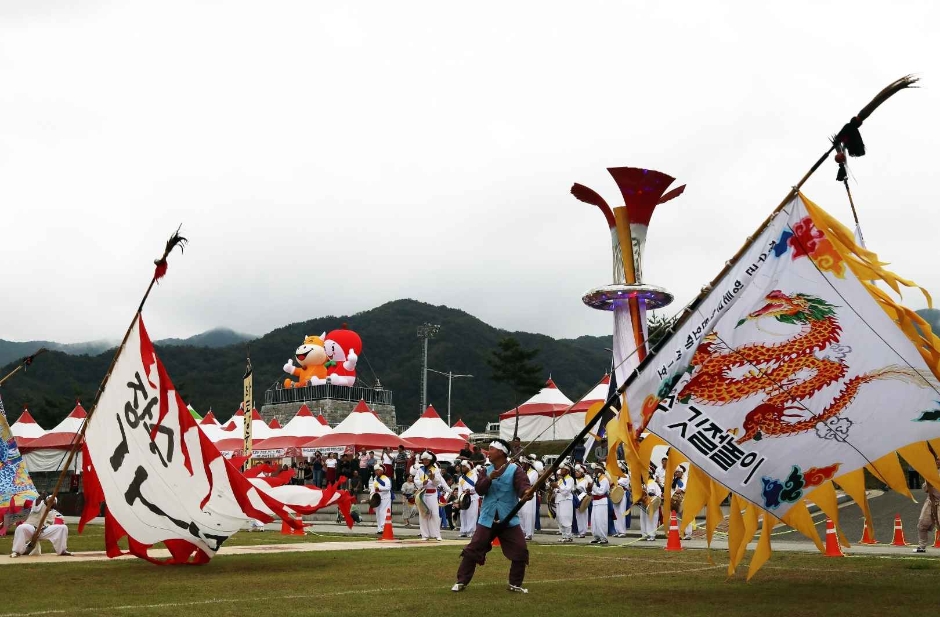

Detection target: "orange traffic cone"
[492, 535, 501, 547]
[891, 515, 907, 546]
[824, 518, 843, 557]
[665, 510, 683, 552]
[933, 529, 940, 549]
[859, 518, 877, 545]
[281, 512, 306, 536]
[379, 509, 395, 541]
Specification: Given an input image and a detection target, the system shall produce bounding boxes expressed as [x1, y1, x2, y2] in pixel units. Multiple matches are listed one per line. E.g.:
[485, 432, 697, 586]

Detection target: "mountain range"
[5, 303, 937, 433]
[0, 328, 256, 367]
[0, 300, 612, 431]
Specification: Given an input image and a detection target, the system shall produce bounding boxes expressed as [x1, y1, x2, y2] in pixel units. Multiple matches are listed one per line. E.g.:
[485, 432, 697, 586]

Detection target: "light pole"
[427, 368, 473, 426]
[416, 323, 440, 414]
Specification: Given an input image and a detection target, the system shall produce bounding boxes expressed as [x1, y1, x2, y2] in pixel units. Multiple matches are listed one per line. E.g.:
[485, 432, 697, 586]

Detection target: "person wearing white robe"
[640, 479, 662, 541]
[612, 468, 631, 538]
[590, 467, 610, 544]
[517, 456, 538, 540]
[554, 463, 575, 542]
[573, 465, 592, 538]
[457, 460, 480, 538]
[371, 464, 393, 535]
[11, 496, 71, 557]
[415, 451, 447, 541]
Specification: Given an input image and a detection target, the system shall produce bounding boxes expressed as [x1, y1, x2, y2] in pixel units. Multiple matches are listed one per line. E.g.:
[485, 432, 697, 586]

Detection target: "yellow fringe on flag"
[867, 452, 913, 500]
[805, 482, 849, 547]
[833, 469, 874, 540]
[747, 513, 778, 581]
[780, 501, 824, 552]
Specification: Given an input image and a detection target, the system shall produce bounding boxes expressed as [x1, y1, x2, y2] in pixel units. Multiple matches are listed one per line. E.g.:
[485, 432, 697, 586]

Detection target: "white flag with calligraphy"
[81, 316, 351, 564]
[626, 193, 940, 516]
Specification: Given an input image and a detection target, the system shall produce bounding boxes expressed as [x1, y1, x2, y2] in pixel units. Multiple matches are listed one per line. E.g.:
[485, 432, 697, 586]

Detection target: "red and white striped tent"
[10, 407, 45, 447]
[268, 417, 282, 429]
[20, 402, 87, 472]
[197, 411, 227, 442]
[451, 419, 472, 441]
[498, 378, 580, 442]
[302, 399, 418, 453]
[253, 404, 332, 457]
[400, 405, 469, 454]
[214, 408, 276, 455]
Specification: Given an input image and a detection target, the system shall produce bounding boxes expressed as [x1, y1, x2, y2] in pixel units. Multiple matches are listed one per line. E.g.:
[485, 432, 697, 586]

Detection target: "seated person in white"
[11, 495, 72, 557]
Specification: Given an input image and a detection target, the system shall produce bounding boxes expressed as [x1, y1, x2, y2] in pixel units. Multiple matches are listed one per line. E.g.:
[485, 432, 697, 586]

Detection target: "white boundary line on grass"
[0, 564, 725, 617]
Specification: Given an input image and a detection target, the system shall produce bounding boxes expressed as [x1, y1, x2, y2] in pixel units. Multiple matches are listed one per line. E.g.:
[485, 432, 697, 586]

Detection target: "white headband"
[489, 441, 509, 454]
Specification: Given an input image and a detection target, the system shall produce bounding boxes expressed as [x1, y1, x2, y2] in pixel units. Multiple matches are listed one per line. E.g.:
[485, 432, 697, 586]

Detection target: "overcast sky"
[1, 2, 938, 344]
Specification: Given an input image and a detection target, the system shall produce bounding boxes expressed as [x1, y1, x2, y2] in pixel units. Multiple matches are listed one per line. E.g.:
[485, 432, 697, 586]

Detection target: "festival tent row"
[498, 377, 608, 442]
[214, 408, 279, 455]
[400, 405, 468, 454]
[301, 400, 417, 453]
[451, 419, 472, 440]
[252, 404, 332, 457]
[10, 408, 45, 448]
[19, 402, 87, 473]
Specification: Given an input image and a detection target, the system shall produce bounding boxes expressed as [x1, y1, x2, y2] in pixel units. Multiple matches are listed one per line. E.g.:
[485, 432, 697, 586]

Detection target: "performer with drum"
[589, 464, 610, 544]
[611, 461, 632, 538]
[573, 464, 592, 538]
[671, 465, 692, 539]
[517, 455, 539, 540]
[457, 459, 480, 538]
[639, 477, 662, 541]
[452, 438, 533, 594]
[370, 463, 393, 535]
[415, 451, 447, 541]
[553, 461, 575, 542]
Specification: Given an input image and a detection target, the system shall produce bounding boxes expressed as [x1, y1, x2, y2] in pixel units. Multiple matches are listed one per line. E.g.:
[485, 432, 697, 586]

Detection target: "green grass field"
[2, 527, 939, 617]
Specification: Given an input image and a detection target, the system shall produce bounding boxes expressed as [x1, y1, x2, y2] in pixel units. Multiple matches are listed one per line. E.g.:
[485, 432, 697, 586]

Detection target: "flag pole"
[25, 228, 187, 554]
[0, 348, 47, 387]
[499, 74, 918, 529]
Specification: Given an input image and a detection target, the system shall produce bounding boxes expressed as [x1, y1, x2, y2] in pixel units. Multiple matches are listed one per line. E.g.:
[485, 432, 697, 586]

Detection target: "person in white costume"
[415, 451, 447, 541]
[589, 465, 610, 545]
[516, 455, 537, 540]
[457, 459, 480, 538]
[553, 462, 575, 542]
[371, 463, 393, 535]
[573, 465, 592, 538]
[11, 495, 72, 557]
[612, 462, 631, 538]
[640, 478, 662, 541]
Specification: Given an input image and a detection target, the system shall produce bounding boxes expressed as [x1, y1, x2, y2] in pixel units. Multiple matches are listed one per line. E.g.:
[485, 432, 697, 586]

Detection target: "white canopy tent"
[20, 403, 86, 473]
[10, 408, 45, 447]
[498, 378, 575, 442]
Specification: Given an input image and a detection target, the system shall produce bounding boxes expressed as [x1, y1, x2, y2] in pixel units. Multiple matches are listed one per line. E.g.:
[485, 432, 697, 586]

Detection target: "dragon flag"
[0, 392, 39, 525]
[611, 192, 940, 578]
[80, 315, 352, 564]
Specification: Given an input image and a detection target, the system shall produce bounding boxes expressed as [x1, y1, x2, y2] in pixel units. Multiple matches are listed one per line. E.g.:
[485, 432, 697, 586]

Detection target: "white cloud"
[1, 1, 937, 343]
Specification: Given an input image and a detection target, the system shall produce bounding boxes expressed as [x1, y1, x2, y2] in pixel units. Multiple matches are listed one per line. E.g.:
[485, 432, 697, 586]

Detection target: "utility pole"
[428, 368, 473, 426]
[416, 323, 440, 414]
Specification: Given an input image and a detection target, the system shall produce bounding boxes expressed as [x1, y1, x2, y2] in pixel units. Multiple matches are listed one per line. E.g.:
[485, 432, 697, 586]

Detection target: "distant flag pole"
[26, 226, 187, 554]
[0, 348, 47, 387]
[243, 353, 253, 470]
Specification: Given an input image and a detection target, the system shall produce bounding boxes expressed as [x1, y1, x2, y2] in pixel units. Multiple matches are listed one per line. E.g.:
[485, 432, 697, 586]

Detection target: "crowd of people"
[259, 434, 695, 545]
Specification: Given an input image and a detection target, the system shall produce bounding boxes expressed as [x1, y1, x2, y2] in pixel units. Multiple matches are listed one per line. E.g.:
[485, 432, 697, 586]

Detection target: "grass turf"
[1, 538, 938, 617]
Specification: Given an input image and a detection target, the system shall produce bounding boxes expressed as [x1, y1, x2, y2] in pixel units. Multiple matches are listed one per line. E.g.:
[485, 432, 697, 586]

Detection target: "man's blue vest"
[478, 462, 520, 528]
